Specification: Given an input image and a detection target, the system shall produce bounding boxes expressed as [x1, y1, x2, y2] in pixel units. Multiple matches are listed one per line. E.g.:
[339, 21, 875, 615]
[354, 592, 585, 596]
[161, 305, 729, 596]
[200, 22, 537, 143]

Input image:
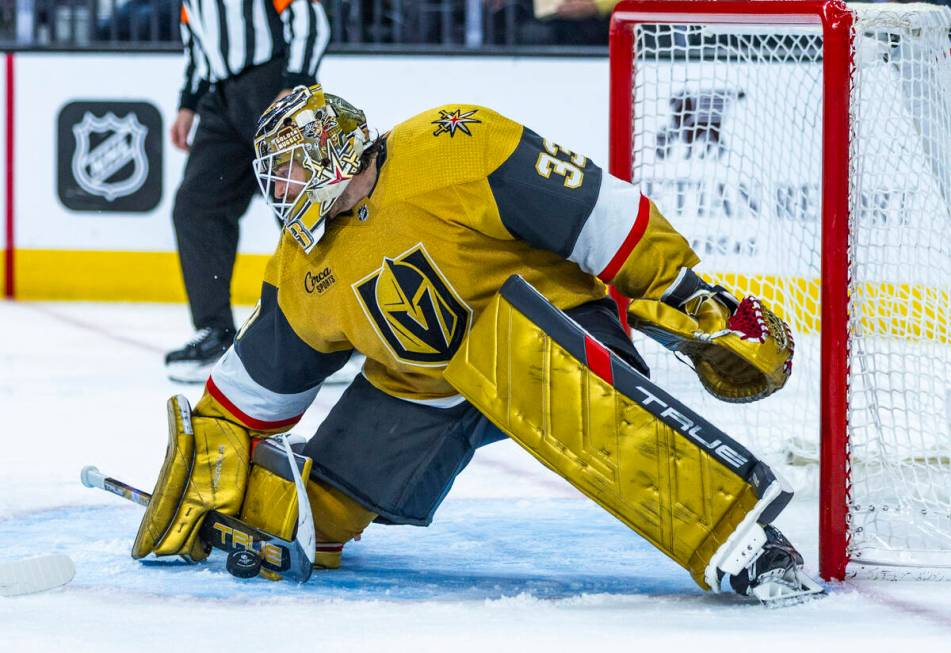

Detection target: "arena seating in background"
[0, 0, 613, 51]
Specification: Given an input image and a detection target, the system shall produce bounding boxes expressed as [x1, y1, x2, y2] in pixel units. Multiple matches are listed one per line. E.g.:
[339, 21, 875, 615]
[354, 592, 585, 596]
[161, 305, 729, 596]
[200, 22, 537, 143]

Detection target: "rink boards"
[0, 52, 608, 302]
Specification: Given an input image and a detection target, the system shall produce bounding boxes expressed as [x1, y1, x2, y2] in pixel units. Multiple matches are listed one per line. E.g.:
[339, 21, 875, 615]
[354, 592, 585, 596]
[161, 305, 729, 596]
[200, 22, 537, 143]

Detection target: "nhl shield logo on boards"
[353, 244, 472, 366]
[57, 101, 163, 212]
[71, 112, 148, 201]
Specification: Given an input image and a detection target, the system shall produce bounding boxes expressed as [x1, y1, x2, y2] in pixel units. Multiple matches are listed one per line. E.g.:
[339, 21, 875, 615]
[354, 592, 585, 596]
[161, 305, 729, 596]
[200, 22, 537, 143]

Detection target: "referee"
[165, 0, 331, 383]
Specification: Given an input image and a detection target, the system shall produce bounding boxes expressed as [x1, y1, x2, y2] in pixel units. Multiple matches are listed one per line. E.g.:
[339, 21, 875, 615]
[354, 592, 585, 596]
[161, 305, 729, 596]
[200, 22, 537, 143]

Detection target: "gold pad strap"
[443, 276, 790, 589]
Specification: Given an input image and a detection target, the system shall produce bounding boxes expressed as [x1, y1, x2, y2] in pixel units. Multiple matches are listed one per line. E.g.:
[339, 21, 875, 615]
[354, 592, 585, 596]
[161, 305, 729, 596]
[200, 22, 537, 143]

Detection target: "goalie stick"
[80, 454, 315, 584]
[0, 554, 75, 598]
[278, 434, 317, 570]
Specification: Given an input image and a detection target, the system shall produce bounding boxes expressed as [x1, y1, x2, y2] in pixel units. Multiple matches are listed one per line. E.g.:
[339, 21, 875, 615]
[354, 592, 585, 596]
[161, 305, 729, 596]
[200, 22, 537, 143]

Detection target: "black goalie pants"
[172, 58, 286, 332]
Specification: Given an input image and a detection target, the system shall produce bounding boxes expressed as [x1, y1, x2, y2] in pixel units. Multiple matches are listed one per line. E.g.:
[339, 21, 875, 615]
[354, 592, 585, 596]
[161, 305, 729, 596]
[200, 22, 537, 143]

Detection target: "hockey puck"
[226, 550, 262, 579]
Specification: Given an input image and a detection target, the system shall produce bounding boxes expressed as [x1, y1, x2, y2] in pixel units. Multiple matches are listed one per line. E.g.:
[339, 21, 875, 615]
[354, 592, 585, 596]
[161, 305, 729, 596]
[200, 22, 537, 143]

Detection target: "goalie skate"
[727, 525, 825, 607]
[165, 327, 234, 384]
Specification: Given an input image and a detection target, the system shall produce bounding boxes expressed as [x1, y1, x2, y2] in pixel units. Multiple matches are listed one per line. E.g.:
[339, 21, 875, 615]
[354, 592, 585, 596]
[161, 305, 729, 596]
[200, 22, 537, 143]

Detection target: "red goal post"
[608, 0, 887, 582]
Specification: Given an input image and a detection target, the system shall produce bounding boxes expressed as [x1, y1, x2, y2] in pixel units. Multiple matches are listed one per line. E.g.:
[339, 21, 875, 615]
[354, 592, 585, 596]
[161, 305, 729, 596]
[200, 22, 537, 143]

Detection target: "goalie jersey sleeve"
[197, 273, 353, 436]
[484, 122, 700, 301]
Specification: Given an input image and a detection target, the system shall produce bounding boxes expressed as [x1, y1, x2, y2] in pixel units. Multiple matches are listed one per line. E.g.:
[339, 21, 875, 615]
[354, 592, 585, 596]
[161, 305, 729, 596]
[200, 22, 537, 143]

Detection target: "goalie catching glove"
[628, 267, 794, 403]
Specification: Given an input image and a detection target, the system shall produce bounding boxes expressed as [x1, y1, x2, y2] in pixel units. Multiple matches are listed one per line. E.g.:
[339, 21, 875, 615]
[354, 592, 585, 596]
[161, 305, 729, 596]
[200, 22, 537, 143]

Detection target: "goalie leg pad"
[240, 439, 377, 569]
[132, 395, 251, 561]
[443, 276, 792, 590]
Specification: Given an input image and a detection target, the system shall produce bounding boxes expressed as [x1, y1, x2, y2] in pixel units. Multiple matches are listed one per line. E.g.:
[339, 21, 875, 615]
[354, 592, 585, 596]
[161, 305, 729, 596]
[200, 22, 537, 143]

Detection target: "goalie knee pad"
[240, 438, 377, 569]
[240, 437, 312, 545]
[444, 275, 793, 590]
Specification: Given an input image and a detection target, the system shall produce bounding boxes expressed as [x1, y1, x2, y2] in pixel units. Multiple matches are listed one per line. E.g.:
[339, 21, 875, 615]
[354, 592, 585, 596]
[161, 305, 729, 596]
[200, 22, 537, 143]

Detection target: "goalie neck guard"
[252, 84, 372, 253]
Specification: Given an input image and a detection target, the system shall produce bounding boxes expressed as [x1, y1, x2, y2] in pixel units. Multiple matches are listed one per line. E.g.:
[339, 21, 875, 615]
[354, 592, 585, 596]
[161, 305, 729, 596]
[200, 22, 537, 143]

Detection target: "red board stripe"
[597, 193, 651, 284]
[4, 53, 13, 299]
[584, 335, 614, 385]
[205, 377, 302, 431]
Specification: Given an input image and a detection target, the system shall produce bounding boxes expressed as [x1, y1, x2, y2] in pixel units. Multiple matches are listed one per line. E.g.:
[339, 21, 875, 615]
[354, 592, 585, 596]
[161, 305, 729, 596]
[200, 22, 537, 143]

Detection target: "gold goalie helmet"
[253, 84, 371, 253]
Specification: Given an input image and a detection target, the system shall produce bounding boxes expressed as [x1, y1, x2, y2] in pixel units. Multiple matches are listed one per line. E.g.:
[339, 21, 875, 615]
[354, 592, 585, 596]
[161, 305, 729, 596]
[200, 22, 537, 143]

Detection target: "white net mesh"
[625, 3, 951, 571]
[848, 4, 951, 569]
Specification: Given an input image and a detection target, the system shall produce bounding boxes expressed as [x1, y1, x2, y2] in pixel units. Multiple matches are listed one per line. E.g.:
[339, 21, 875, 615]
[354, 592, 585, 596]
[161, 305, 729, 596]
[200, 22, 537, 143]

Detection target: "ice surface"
[2, 301, 951, 651]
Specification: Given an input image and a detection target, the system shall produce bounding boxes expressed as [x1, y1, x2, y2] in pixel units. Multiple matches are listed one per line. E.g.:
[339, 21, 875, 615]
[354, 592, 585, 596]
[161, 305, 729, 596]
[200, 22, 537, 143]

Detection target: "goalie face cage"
[609, 0, 951, 581]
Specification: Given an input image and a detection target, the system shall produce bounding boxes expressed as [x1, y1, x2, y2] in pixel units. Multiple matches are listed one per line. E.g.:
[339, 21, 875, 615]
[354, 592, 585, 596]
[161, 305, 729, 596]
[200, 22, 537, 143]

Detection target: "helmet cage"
[253, 144, 313, 227]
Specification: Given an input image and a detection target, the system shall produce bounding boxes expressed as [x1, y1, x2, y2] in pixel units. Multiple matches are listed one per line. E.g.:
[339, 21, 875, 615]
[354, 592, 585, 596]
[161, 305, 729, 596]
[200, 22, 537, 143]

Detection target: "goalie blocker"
[131, 395, 376, 574]
[444, 275, 799, 592]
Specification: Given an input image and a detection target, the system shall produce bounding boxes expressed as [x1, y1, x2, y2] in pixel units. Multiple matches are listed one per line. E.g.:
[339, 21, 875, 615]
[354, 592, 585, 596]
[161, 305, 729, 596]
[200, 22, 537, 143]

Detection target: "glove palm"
[630, 290, 793, 403]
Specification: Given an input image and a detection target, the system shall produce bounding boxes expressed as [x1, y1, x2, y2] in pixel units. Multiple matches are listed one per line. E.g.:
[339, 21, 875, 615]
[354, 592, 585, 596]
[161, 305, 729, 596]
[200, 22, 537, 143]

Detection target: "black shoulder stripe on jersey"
[487, 127, 602, 258]
[235, 282, 352, 394]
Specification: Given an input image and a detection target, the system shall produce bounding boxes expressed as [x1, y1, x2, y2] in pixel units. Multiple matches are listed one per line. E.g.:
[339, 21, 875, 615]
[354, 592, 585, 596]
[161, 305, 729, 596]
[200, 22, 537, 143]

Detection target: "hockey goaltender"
[131, 84, 823, 605]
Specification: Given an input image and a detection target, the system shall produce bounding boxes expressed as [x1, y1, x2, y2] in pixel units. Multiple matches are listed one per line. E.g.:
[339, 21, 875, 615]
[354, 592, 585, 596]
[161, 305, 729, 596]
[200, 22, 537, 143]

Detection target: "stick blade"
[0, 554, 76, 597]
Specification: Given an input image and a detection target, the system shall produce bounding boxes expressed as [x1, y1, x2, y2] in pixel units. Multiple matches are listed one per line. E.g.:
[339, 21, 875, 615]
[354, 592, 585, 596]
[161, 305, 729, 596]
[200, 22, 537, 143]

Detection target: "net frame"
[608, 0, 930, 582]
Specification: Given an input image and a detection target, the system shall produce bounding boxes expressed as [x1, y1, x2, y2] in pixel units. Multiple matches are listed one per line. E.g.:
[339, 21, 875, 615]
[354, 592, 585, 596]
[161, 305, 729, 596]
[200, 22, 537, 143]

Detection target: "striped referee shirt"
[178, 0, 331, 110]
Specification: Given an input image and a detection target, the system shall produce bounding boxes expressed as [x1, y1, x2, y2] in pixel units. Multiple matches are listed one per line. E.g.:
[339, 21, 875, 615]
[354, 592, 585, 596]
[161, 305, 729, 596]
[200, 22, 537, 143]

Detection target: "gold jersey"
[199, 104, 698, 433]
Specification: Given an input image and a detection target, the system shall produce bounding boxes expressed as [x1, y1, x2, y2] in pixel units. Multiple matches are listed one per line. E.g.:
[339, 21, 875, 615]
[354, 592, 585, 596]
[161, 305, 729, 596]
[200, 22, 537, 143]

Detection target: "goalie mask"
[253, 84, 371, 253]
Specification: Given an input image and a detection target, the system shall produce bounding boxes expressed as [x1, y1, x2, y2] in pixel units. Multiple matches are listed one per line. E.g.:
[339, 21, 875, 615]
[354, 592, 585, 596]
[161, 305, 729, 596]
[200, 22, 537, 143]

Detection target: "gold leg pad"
[445, 277, 779, 590]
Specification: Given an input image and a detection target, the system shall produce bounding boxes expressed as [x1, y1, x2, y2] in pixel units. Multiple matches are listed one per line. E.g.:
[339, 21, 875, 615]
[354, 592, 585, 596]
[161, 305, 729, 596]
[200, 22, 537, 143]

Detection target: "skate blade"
[753, 570, 826, 608]
[166, 360, 216, 385]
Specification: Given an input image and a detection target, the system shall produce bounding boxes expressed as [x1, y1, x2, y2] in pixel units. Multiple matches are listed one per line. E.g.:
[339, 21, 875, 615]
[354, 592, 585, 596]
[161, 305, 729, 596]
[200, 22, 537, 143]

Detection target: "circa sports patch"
[352, 243, 472, 367]
[304, 266, 337, 295]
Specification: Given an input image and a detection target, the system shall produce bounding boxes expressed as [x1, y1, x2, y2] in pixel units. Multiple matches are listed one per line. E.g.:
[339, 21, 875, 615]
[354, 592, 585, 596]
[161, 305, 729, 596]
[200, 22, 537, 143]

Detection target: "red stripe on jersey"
[205, 377, 303, 431]
[584, 335, 614, 385]
[316, 543, 344, 552]
[597, 193, 651, 283]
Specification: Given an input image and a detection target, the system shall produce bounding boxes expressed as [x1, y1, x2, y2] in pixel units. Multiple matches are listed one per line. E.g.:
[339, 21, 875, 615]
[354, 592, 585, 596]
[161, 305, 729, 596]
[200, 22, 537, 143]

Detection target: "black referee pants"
[172, 58, 289, 333]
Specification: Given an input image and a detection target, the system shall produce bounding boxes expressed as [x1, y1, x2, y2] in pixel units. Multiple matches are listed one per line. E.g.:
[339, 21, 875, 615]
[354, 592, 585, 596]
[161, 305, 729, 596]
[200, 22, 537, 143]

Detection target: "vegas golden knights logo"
[353, 244, 472, 366]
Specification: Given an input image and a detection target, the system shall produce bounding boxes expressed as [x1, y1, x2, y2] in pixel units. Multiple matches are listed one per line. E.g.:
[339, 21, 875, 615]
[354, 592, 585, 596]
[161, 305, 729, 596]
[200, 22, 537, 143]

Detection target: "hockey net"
[609, 1, 951, 579]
